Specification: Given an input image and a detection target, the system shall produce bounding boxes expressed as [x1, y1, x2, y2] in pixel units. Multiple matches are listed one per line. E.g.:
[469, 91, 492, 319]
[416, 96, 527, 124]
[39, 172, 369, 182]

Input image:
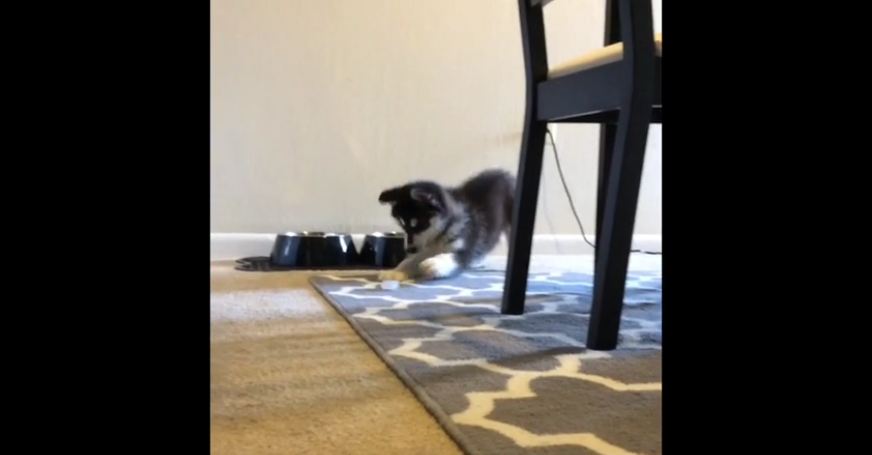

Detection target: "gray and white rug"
[310, 269, 662, 455]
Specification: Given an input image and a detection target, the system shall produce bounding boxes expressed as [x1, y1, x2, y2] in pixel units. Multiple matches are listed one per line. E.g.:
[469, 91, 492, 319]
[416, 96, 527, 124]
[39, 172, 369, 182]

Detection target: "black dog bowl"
[298, 231, 328, 267]
[270, 232, 304, 266]
[359, 232, 406, 268]
[323, 233, 358, 266]
[269, 232, 358, 267]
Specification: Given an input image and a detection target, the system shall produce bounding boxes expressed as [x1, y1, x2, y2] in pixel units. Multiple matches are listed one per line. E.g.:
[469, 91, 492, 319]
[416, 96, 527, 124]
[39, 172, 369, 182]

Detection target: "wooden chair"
[502, 0, 661, 350]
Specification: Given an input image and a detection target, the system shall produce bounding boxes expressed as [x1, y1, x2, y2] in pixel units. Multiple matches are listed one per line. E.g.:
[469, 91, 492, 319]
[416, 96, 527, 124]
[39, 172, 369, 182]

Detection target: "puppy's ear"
[378, 187, 403, 205]
[410, 187, 444, 211]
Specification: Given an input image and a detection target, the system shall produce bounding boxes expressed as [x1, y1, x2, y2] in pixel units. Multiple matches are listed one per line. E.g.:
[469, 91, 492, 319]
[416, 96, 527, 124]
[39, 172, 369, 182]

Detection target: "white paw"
[378, 270, 408, 281]
[419, 254, 458, 279]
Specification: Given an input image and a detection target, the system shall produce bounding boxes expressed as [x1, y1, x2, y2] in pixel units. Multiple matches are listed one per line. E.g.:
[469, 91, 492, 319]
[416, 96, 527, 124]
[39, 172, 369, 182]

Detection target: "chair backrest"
[521, 0, 656, 85]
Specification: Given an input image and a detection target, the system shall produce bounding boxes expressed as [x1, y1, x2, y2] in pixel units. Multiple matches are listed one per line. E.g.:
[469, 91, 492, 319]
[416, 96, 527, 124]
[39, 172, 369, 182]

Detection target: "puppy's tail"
[503, 172, 516, 234]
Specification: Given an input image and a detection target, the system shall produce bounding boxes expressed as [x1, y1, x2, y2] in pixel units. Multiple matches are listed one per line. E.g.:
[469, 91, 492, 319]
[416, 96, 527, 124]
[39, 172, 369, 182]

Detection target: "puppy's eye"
[409, 218, 418, 228]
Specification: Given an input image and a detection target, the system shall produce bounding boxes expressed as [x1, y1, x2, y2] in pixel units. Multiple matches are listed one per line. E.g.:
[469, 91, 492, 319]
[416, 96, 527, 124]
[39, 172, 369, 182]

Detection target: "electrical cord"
[545, 127, 661, 256]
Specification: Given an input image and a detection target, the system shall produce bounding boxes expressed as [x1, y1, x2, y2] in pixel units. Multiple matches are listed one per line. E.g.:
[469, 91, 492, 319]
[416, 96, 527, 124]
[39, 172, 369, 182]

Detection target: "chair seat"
[548, 33, 662, 79]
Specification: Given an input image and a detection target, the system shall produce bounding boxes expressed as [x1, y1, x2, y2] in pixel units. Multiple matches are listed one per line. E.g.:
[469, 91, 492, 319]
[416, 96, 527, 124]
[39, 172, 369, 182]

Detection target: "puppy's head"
[378, 182, 448, 250]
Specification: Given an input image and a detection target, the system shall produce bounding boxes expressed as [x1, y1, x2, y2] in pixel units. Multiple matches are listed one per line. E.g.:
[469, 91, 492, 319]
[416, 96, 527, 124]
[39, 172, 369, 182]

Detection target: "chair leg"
[587, 115, 651, 350]
[501, 121, 547, 315]
[595, 124, 617, 267]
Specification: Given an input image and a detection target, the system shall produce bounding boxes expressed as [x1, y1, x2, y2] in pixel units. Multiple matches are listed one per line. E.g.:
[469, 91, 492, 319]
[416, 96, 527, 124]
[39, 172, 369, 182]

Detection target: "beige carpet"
[211, 255, 661, 454]
[211, 262, 463, 454]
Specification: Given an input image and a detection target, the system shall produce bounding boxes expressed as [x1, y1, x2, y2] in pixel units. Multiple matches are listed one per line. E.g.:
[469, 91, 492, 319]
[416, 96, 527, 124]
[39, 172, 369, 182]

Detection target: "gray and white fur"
[377, 169, 515, 281]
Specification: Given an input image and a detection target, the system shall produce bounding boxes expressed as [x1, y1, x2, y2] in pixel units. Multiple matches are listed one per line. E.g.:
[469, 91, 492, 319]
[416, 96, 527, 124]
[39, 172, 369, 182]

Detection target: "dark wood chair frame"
[502, 0, 661, 351]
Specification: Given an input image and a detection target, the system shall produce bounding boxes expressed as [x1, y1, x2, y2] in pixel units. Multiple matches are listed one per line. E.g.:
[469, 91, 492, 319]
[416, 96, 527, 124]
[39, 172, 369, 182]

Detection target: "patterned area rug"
[310, 269, 661, 455]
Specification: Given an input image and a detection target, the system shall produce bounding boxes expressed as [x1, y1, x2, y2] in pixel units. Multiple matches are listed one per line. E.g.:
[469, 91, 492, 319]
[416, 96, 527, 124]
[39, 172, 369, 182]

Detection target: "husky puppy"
[377, 169, 515, 281]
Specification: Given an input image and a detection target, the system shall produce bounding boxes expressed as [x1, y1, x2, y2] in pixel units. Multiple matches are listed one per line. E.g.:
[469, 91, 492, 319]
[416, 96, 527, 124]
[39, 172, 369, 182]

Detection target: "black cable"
[546, 128, 597, 250]
[545, 127, 661, 256]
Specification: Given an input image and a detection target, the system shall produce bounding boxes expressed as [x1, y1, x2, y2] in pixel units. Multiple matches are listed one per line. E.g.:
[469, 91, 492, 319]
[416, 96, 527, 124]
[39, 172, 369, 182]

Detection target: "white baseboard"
[210, 233, 277, 261]
[211, 233, 661, 261]
[491, 234, 661, 256]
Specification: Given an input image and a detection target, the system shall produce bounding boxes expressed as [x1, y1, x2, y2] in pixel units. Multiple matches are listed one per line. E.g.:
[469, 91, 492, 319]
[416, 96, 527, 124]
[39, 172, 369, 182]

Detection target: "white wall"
[211, 0, 661, 239]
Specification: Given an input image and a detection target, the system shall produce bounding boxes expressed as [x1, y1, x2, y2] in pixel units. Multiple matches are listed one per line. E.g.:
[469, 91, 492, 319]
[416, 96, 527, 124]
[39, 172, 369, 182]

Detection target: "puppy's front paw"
[378, 270, 408, 281]
[419, 254, 458, 279]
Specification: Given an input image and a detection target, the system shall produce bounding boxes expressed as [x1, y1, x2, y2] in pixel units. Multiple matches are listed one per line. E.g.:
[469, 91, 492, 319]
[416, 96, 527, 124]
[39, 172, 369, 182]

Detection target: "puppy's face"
[378, 182, 446, 251]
